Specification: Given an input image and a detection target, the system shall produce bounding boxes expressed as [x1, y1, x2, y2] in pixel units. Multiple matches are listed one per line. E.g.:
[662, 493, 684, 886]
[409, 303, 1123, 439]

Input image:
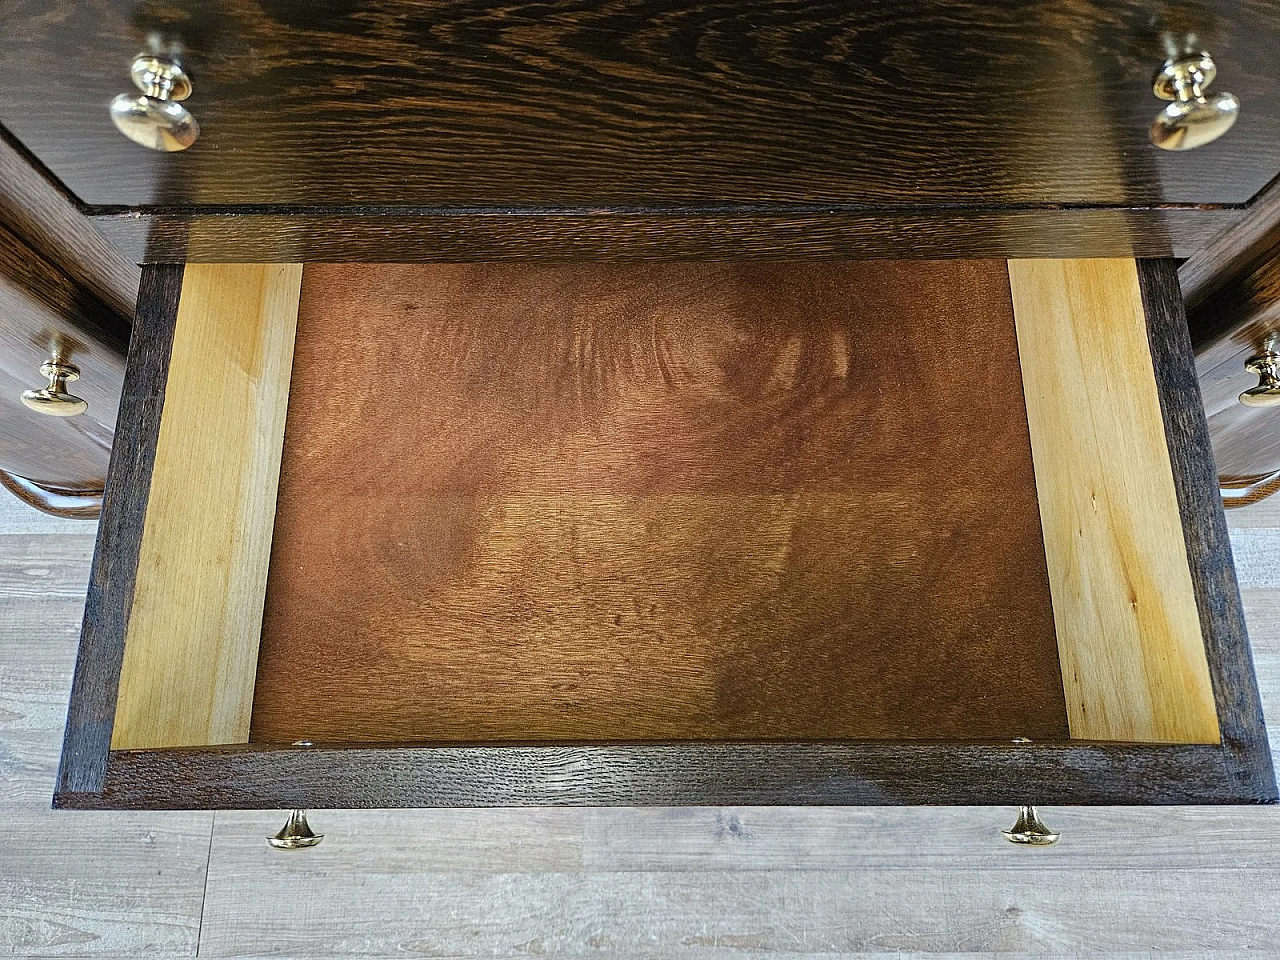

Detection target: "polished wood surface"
[110, 264, 302, 750]
[1188, 242, 1280, 483]
[97, 205, 1239, 265]
[0, 469, 102, 519]
[1223, 470, 1280, 508]
[0, 129, 139, 319]
[251, 261, 1067, 745]
[1, 1, 1277, 212]
[1178, 176, 1280, 493]
[0, 222, 127, 492]
[1009, 259, 1218, 744]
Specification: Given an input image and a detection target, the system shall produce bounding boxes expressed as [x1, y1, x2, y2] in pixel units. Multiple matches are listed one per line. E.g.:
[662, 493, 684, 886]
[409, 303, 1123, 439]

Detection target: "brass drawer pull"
[1150, 51, 1239, 151]
[110, 55, 199, 152]
[1003, 806, 1060, 846]
[20, 360, 87, 417]
[1240, 352, 1280, 407]
[268, 808, 324, 849]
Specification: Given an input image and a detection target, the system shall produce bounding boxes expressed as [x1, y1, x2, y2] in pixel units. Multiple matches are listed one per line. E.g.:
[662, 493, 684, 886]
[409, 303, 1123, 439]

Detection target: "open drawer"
[55, 258, 1275, 809]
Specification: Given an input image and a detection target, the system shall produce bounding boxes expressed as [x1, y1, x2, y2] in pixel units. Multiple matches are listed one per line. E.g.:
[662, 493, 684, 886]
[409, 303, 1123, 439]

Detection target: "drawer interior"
[106, 258, 1222, 751]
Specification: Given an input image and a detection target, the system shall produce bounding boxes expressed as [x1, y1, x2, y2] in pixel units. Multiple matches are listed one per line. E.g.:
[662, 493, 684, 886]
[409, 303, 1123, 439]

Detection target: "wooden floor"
[2, 489, 1279, 958]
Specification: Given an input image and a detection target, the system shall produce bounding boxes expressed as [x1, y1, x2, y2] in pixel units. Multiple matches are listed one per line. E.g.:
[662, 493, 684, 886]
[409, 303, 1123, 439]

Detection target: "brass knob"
[1150, 52, 1239, 151]
[110, 55, 199, 152]
[1002, 805, 1060, 846]
[21, 361, 88, 417]
[268, 809, 324, 849]
[1240, 352, 1280, 407]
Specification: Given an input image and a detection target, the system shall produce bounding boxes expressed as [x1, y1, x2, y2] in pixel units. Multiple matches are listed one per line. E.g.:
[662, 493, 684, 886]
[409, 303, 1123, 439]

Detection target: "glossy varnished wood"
[97, 205, 1240, 265]
[252, 261, 1066, 745]
[1187, 240, 1280, 483]
[0, 128, 139, 319]
[0, 222, 127, 492]
[1177, 175, 1280, 491]
[1, 1, 1277, 212]
[0, 470, 102, 519]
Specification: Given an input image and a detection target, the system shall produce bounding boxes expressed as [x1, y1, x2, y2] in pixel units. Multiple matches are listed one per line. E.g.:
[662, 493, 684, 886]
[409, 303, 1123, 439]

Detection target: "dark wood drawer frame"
[53, 259, 1277, 809]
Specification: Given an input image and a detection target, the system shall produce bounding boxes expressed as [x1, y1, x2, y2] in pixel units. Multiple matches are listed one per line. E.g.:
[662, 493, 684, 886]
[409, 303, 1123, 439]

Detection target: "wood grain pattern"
[1181, 173, 1280, 312]
[54, 259, 1277, 809]
[0, 127, 139, 320]
[57, 264, 181, 797]
[251, 261, 1066, 745]
[0, 470, 102, 519]
[0, 221, 127, 490]
[74, 739, 1269, 809]
[0, 531, 93, 808]
[1186, 248, 1280, 481]
[0, 811, 210, 955]
[1009, 259, 1218, 744]
[1136, 259, 1275, 795]
[8, 478, 1280, 956]
[1180, 174, 1280, 491]
[194, 865, 1280, 956]
[110, 264, 302, 750]
[2, 0, 1278, 211]
[96, 205, 1240, 266]
[1223, 470, 1280, 508]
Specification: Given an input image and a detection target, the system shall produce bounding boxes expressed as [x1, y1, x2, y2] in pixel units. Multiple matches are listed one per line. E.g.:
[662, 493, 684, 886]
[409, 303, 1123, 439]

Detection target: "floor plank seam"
[195, 811, 216, 958]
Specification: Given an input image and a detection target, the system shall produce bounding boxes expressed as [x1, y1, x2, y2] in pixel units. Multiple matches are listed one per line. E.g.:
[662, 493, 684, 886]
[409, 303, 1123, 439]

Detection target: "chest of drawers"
[0, 0, 1274, 813]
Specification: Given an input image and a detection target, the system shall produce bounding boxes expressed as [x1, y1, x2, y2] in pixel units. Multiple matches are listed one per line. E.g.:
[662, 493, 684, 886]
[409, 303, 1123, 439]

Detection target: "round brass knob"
[1150, 52, 1239, 151]
[21, 361, 88, 417]
[110, 55, 199, 152]
[1240, 352, 1280, 407]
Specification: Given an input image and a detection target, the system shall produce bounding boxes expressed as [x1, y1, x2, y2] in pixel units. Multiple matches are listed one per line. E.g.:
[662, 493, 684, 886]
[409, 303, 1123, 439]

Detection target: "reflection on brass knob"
[1150, 52, 1239, 151]
[1002, 805, 1060, 846]
[110, 55, 199, 152]
[268, 809, 323, 849]
[21, 361, 87, 417]
[1240, 352, 1280, 407]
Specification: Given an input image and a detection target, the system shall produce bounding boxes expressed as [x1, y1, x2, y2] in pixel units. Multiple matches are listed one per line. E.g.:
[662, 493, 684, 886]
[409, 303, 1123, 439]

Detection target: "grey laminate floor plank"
[1, 533, 96, 808]
[0, 506, 212, 957]
[580, 804, 1280, 872]
[0, 811, 211, 958]
[195, 867, 1280, 957]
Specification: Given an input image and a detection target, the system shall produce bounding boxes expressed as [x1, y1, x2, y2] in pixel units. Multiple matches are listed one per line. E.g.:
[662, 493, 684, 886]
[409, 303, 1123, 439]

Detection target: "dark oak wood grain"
[1184, 225, 1280, 484]
[0, 127, 139, 318]
[1138, 258, 1275, 800]
[56, 740, 1275, 809]
[252, 261, 1066, 745]
[56, 263, 182, 797]
[96, 205, 1240, 265]
[1, 0, 1277, 211]
[1181, 174, 1280, 311]
[0, 222, 127, 491]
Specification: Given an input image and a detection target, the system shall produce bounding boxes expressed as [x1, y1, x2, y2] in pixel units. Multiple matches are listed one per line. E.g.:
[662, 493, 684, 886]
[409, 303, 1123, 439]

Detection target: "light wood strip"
[110, 264, 302, 749]
[1009, 259, 1219, 744]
